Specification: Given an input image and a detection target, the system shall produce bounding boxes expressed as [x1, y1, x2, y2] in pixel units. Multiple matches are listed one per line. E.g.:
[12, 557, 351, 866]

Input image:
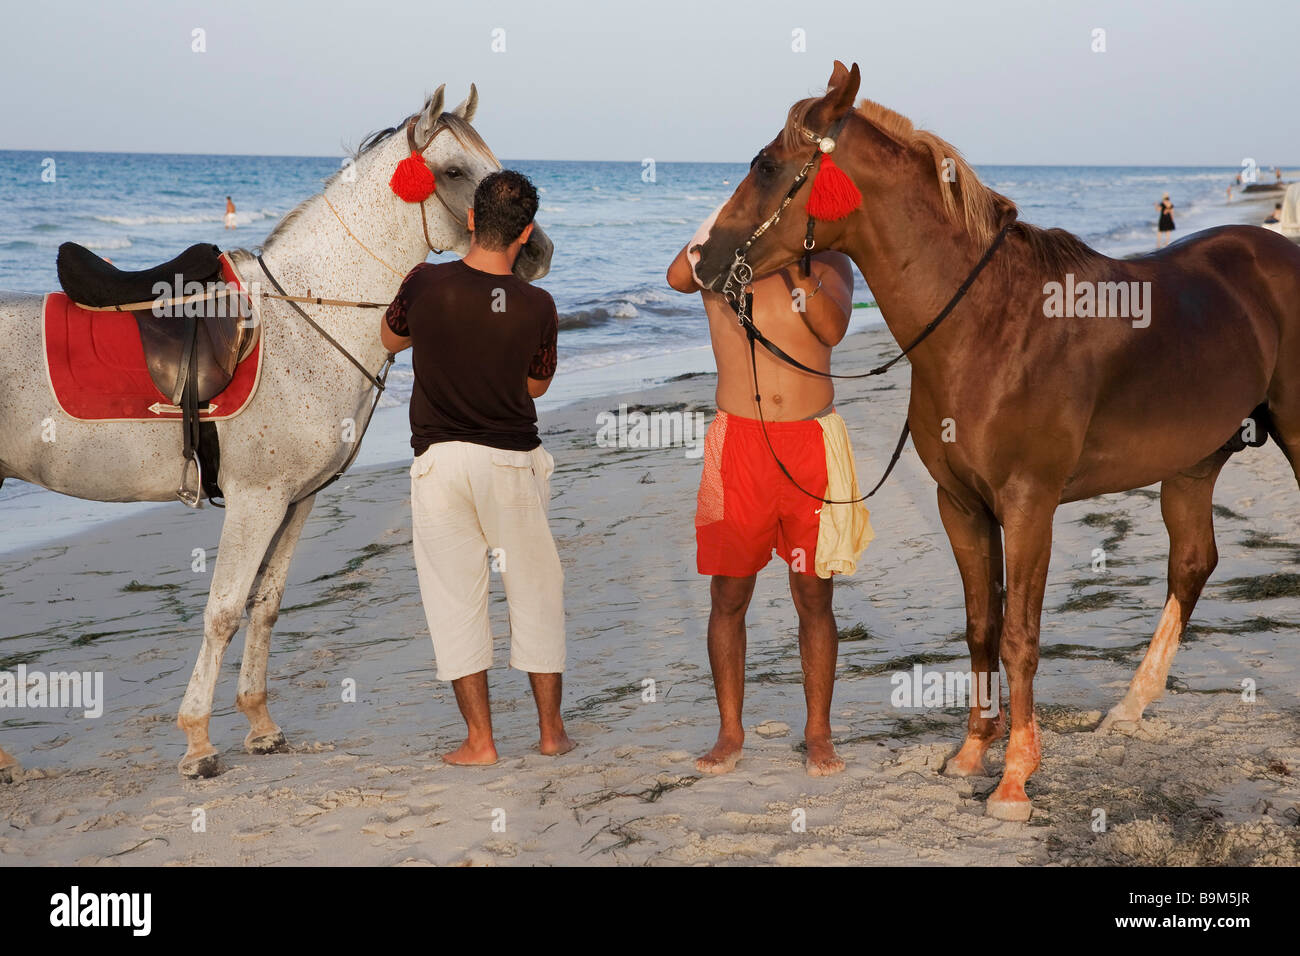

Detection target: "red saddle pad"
[42, 255, 263, 422]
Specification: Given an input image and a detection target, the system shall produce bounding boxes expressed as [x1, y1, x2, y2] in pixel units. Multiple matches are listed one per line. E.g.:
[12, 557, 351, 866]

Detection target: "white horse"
[0, 84, 553, 780]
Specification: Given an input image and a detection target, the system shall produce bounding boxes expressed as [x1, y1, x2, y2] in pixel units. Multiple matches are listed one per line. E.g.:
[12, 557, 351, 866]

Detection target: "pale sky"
[1, 0, 1293, 166]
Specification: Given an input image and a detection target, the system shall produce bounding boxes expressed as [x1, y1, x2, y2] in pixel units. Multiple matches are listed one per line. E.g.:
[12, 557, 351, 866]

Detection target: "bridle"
[405, 118, 481, 255]
[715, 111, 1012, 505]
[720, 114, 852, 309]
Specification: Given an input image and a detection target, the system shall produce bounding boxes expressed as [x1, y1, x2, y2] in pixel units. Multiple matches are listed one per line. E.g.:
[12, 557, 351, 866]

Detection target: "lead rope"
[742, 298, 910, 505]
[733, 222, 1011, 505]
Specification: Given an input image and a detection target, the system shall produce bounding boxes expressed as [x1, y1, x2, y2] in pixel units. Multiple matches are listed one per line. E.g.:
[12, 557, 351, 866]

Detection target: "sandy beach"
[1, 322, 1297, 866]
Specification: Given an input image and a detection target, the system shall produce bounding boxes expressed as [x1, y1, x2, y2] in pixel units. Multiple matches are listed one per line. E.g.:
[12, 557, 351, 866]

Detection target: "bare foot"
[804, 736, 845, 777]
[540, 730, 576, 756]
[442, 738, 498, 766]
[695, 731, 744, 774]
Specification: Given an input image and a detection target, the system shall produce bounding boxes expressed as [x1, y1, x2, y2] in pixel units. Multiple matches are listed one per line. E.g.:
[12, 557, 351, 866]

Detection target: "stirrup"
[177, 456, 203, 509]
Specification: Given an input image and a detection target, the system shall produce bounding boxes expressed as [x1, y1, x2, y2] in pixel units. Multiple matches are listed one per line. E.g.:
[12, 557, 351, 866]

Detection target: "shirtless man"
[667, 221, 858, 777]
[224, 196, 237, 229]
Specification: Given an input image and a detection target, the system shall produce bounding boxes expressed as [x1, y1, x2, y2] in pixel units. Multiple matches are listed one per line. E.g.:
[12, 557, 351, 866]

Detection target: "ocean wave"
[1, 235, 132, 251]
[548, 217, 690, 229]
[558, 305, 636, 330]
[82, 237, 134, 251]
[557, 285, 693, 331]
[89, 208, 278, 226]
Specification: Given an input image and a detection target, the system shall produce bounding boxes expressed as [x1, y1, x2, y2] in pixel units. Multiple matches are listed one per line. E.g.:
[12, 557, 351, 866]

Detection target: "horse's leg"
[986, 500, 1053, 822]
[1098, 452, 1229, 733]
[177, 492, 292, 778]
[936, 486, 1006, 778]
[0, 745, 18, 783]
[236, 494, 316, 754]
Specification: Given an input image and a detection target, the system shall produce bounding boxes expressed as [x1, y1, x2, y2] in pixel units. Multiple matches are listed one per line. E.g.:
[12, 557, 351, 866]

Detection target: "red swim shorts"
[695, 410, 828, 577]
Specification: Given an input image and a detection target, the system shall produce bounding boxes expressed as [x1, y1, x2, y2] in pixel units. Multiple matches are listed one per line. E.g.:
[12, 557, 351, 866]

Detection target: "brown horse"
[690, 61, 1300, 821]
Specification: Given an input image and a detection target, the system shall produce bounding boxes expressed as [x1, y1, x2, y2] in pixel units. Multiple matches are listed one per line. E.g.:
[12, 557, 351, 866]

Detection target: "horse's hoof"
[986, 786, 1033, 822]
[1096, 703, 1141, 736]
[244, 730, 287, 755]
[0, 765, 18, 785]
[178, 750, 220, 779]
[942, 749, 988, 778]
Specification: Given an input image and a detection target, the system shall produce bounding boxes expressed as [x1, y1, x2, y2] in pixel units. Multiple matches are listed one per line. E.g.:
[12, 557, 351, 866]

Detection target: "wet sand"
[1, 324, 1298, 865]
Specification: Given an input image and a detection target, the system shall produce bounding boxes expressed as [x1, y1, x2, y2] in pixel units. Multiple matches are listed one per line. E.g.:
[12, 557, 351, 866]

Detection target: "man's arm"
[527, 296, 559, 399]
[380, 265, 426, 354]
[380, 322, 411, 354]
[785, 252, 854, 347]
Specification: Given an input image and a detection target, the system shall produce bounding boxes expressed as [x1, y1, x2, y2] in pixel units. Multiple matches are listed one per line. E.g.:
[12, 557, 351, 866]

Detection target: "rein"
[254, 253, 394, 503]
[719, 113, 1012, 505]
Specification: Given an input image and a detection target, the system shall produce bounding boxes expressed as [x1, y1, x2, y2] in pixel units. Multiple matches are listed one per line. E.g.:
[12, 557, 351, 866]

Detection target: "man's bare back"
[667, 242, 854, 420]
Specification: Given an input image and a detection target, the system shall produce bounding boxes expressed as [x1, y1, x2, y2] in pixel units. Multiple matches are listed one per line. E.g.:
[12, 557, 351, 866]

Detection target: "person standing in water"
[224, 196, 237, 229]
[1156, 192, 1175, 248]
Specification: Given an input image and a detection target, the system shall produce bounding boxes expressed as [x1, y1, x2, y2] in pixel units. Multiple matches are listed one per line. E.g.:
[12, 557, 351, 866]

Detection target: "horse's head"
[691, 61, 862, 293]
[375, 85, 553, 280]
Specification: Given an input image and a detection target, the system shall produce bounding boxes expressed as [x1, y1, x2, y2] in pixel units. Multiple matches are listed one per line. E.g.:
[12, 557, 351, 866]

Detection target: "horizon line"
[0, 147, 1282, 170]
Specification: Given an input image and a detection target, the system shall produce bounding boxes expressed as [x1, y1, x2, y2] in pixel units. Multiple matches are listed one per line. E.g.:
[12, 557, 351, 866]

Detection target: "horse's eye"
[445, 167, 462, 179]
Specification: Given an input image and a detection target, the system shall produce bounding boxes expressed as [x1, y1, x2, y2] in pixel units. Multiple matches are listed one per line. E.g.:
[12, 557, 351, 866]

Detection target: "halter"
[397, 118, 479, 256]
[716, 110, 1012, 505]
[720, 113, 853, 310]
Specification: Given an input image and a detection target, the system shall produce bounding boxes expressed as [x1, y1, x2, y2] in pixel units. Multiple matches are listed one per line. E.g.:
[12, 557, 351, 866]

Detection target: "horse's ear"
[808, 61, 861, 131]
[452, 84, 478, 123]
[413, 84, 446, 143]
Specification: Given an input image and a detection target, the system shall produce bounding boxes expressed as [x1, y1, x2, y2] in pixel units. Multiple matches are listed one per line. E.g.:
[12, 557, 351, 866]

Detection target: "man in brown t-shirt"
[381, 170, 572, 764]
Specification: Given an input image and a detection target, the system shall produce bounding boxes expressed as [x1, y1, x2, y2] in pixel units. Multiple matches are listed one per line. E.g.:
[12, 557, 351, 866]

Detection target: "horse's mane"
[781, 97, 1102, 275]
[264, 111, 497, 247]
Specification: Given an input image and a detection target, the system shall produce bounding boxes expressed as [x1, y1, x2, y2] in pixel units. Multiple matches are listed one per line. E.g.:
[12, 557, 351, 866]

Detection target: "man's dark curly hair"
[471, 170, 539, 251]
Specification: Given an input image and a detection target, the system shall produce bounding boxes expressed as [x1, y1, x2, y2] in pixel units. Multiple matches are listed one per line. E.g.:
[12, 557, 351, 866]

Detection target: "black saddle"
[56, 241, 255, 508]
[57, 241, 223, 309]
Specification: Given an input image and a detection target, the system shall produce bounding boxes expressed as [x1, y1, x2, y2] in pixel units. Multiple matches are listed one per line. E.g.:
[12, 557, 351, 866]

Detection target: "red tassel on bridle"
[806, 152, 861, 221]
[390, 151, 436, 203]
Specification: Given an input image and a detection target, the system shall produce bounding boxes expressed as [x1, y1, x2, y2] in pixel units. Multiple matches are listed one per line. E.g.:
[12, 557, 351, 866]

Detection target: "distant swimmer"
[1277, 168, 1284, 183]
[1265, 202, 1282, 224]
[1155, 192, 1175, 248]
[224, 196, 237, 229]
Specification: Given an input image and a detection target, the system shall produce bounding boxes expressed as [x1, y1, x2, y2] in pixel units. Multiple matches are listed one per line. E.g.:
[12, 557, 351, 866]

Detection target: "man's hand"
[783, 252, 854, 347]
